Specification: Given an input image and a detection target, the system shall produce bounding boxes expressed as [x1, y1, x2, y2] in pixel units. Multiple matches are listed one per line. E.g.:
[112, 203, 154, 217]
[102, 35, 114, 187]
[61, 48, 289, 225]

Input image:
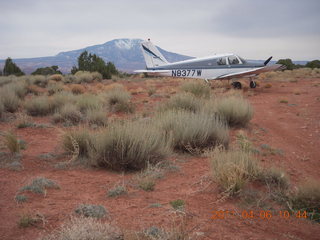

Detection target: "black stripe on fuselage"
[149, 65, 263, 70]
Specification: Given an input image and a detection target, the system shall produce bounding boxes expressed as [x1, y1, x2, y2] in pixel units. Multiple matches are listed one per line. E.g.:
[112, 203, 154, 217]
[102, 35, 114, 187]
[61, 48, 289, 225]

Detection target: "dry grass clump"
[18, 213, 41, 228]
[53, 103, 83, 125]
[90, 121, 171, 171]
[39, 217, 122, 240]
[209, 148, 259, 195]
[104, 88, 134, 113]
[62, 129, 93, 159]
[91, 72, 103, 81]
[2, 132, 21, 153]
[0, 89, 20, 112]
[27, 84, 46, 95]
[107, 184, 127, 197]
[215, 96, 253, 127]
[33, 75, 48, 87]
[127, 224, 189, 240]
[76, 94, 103, 113]
[0, 76, 15, 86]
[48, 74, 64, 82]
[51, 91, 77, 108]
[74, 71, 94, 83]
[257, 167, 290, 190]
[290, 179, 320, 222]
[180, 81, 210, 98]
[47, 82, 64, 95]
[86, 109, 107, 126]
[5, 82, 27, 99]
[159, 93, 202, 113]
[70, 84, 86, 94]
[156, 110, 229, 152]
[25, 96, 55, 116]
[75, 204, 107, 218]
[19, 177, 60, 194]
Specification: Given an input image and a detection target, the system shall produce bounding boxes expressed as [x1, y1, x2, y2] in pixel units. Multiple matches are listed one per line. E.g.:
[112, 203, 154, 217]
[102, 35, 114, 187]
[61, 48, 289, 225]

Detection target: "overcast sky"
[0, 0, 319, 60]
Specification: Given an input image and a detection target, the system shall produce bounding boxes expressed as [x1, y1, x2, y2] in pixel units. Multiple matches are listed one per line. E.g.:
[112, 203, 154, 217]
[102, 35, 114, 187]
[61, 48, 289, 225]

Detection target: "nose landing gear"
[250, 80, 257, 88]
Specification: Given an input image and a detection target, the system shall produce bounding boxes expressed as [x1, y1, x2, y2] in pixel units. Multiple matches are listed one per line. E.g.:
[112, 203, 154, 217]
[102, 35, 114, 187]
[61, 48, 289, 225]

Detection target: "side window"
[217, 58, 226, 65]
[228, 56, 240, 65]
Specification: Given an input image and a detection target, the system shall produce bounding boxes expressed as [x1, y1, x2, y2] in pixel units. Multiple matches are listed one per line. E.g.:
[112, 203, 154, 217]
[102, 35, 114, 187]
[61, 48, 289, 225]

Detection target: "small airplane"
[134, 39, 283, 89]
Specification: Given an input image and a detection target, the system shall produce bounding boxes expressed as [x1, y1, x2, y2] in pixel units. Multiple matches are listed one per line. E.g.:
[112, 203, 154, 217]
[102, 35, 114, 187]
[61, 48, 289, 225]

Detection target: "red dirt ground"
[0, 77, 319, 240]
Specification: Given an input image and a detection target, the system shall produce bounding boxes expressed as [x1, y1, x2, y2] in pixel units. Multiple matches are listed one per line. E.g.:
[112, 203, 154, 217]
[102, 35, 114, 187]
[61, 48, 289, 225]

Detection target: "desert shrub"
[170, 199, 185, 210]
[138, 177, 155, 192]
[53, 103, 82, 125]
[62, 129, 93, 159]
[147, 87, 156, 96]
[279, 99, 288, 104]
[75, 71, 94, 83]
[209, 148, 259, 195]
[25, 96, 54, 116]
[107, 184, 127, 197]
[2, 132, 21, 153]
[47, 82, 64, 95]
[257, 167, 290, 190]
[70, 84, 86, 94]
[16, 113, 34, 128]
[33, 75, 48, 87]
[19, 177, 60, 194]
[51, 91, 76, 109]
[39, 217, 122, 240]
[112, 101, 135, 113]
[0, 76, 14, 86]
[216, 96, 253, 127]
[180, 81, 210, 98]
[127, 225, 189, 240]
[75, 204, 107, 218]
[290, 180, 320, 222]
[0, 89, 20, 112]
[156, 110, 229, 152]
[90, 121, 171, 171]
[159, 93, 202, 113]
[91, 72, 103, 81]
[63, 74, 77, 84]
[104, 88, 133, 113]
[48, 74, 64, 82]
[5, 82, 27, 99]
[18, 213, 39, 228]
[76, 94, 102, 113]
[27, 84, 46, 95]
[86, 109, 107, 126]
[15, 194, 28, 203]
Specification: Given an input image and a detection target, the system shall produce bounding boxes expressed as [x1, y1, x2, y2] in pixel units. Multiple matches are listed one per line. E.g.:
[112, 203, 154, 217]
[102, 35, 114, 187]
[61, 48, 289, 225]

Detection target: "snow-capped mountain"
[0, 39, 192, 74]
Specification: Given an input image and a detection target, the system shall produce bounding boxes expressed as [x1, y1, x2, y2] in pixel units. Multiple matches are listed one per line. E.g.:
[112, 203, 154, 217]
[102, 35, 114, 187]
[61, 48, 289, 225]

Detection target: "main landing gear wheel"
[232, 81, 242, 89]
[250, 80, 257, 88]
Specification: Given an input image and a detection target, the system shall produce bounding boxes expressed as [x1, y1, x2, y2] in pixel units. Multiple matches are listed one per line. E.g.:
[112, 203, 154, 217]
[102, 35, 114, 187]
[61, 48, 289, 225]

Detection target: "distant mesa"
[0, 38, 192, 74]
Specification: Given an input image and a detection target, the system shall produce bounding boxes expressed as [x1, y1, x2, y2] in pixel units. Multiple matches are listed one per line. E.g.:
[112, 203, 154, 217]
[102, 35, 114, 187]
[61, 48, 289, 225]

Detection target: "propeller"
[264, 56, 273, 66]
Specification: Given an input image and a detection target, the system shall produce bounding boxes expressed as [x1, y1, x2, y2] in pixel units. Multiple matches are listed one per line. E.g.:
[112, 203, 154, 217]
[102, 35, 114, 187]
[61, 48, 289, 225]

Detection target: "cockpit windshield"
[217, 57, 227, 65]
[228, 55, 240, 65]
[238, 56, 246, 64]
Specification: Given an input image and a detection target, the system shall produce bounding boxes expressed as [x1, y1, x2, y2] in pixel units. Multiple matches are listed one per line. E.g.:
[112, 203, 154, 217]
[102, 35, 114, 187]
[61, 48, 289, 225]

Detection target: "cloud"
[209, 0, 320, 38]
[0, 0, 319, 60]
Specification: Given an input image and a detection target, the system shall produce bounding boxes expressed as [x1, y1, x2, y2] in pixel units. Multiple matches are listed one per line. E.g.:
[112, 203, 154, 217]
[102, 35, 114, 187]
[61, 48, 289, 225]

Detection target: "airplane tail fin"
[141, 40, 169, 69]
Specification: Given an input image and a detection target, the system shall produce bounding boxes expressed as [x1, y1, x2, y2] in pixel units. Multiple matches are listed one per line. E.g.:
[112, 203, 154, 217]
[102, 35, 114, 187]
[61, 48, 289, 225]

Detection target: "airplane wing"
[134, 70, 171, 74]
[214, 64, 283, 80]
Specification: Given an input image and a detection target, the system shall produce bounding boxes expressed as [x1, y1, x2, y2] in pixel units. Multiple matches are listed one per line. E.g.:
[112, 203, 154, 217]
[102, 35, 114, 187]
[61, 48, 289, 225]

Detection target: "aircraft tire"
[250, 81, 257, 88]
[232, 81, 242, 89]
